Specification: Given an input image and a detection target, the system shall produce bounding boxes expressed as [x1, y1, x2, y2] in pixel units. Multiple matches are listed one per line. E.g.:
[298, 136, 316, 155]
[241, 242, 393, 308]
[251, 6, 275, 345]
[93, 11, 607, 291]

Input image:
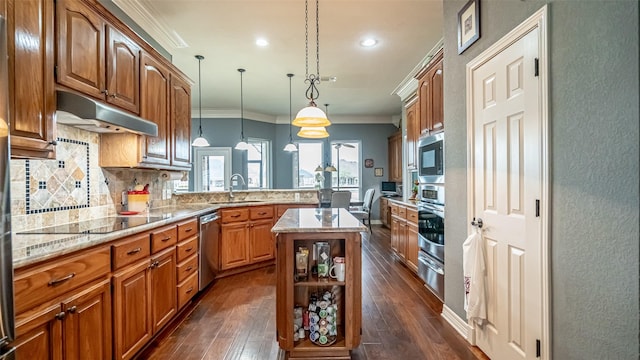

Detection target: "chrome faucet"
[228, 173, 246, 199]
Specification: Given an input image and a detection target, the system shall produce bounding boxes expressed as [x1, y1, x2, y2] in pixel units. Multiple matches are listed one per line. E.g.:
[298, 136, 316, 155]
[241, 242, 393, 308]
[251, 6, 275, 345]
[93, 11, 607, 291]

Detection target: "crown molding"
[112, 0, 188, 49]
[195, 109, 397, 125]
[392, 37, 444, 97]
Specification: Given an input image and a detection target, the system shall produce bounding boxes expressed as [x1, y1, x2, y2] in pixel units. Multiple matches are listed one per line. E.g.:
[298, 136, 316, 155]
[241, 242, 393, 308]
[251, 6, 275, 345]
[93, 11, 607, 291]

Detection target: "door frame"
[465, 5, 550, 358]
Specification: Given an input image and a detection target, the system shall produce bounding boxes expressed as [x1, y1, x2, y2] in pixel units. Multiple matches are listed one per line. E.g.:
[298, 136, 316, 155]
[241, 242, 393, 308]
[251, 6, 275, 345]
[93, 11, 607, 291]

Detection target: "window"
[247, 138, 270, 189]
[330, 141, 361, 201]
[192, 147, 232, 192]
[294, 142, 324, 188]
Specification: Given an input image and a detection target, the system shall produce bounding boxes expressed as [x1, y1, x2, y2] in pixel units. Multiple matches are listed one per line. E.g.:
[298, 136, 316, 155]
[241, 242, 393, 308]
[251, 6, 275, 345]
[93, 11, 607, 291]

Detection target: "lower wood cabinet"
[221, 221, 251, 270]
[390, 202, 419, 274]
[13, 279, 112, 360]
[113, 246, 176, 360]
[219, 206, 275, 271]
[249, 218, 275, 262]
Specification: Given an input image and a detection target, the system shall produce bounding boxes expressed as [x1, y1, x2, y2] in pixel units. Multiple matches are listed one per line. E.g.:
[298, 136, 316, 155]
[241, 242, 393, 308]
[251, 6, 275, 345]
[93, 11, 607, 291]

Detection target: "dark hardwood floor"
[139, 225, 489, 360]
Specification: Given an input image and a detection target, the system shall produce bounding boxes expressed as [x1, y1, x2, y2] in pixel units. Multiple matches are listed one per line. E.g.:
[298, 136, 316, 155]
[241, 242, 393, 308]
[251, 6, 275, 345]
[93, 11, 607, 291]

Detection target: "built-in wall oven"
[417, 184, 445, 301]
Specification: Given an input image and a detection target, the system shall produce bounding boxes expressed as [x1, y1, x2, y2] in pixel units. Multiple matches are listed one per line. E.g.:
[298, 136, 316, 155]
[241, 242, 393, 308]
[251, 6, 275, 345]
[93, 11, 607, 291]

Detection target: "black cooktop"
[18, 216, 167, 235]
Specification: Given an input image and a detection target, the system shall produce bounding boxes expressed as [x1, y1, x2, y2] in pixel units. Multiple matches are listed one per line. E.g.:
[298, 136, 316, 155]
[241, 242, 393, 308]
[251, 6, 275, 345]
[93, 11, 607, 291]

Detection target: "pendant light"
[235, 68, 249, 150]
[293, 0, 331, 133]
[283, 73, 298, 152]
[191, 55, 210, 147]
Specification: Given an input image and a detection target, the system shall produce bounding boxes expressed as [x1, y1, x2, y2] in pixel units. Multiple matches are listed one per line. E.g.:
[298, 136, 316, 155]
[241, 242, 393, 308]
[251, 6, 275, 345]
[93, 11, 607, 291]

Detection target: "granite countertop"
[272, 208, 367, 233]
[385, 196, 419, 208]
[13, 200, 318, 268]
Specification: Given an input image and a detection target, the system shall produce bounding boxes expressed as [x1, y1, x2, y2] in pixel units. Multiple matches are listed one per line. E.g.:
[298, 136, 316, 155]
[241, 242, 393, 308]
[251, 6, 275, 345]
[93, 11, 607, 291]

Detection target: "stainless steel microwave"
[418, 132, 444, 184]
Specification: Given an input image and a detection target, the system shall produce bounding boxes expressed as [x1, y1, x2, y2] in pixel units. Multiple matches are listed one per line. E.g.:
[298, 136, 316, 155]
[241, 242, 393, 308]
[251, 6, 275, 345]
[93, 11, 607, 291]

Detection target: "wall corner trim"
[441, 304, 476, 344]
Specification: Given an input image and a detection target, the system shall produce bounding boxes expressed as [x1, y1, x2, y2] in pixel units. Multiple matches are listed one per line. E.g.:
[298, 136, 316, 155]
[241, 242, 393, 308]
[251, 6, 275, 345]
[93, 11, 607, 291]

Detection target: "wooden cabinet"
[389, 202, 419, 274]
[56, 0, 141, 114]
[6, 0, 57, 159]
[176, 218, 199, 310]
[406, 209, 419, 273]
[416, 49, 444, 135]
[113, 230, 177, 360]
[379, 197, 390, 228]
[170, 74, 192, 168]
[388, 131, 402, 183]
[140, 53, 171, 166]
[274, 220, 362, 358]
[220, 206, 275, 271]
[405, 98, 419, 170]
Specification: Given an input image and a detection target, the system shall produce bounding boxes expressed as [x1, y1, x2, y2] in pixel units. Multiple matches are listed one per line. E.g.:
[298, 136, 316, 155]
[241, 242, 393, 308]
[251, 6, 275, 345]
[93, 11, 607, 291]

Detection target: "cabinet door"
[390, 216, 400, 252]
[7, 0, 56, 159]
[56, 0, 105, 99]
[62, 280, 112, 360]
[106, 25, 140, 114]
[140, 53, 171, 165]
[398, 220, 407, 261]
[418, 76, 431, 135]
[113, 259, 152, 360]
[13, 305, 63, 360]
[405, 100, 418, 169]
[220, 223, 250, 270]
[406, 223, 419, 273]
[428, 58, 444, 132]
[150, 247, 177, 333]
[249, 219, 275, 262]
[170, 74, 192, 168]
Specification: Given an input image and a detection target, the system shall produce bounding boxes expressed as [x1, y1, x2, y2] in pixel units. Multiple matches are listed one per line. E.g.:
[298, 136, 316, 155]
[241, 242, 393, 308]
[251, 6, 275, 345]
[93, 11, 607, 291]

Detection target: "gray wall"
[442, 1, 638, 359]
[191, 118, 398, 218]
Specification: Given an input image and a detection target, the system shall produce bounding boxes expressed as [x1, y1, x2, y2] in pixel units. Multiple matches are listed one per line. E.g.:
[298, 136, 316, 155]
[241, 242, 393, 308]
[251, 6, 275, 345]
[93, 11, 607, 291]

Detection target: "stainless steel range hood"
[56, 90, 158, 136]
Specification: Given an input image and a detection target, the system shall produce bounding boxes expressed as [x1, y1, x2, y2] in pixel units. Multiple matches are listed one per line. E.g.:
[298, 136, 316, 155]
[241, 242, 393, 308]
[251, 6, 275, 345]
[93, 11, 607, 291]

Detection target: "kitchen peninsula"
[272, 208, 367, 360]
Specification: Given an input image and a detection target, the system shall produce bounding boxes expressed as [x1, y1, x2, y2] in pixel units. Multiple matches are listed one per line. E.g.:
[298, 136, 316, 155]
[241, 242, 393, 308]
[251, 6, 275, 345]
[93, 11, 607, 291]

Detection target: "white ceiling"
[113, 0, 444, 124]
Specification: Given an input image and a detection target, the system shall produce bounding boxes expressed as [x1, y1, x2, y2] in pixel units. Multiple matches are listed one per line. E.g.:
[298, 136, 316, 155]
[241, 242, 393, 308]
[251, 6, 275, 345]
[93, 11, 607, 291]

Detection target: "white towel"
[463, 228, 487, 326]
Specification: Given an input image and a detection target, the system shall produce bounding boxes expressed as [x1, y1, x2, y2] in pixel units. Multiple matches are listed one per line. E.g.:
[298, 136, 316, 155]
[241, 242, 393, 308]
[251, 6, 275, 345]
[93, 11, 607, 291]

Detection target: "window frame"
[330, 140, 362, 201]
[246, 137, 271, 189]
[193, 147, 232, 192]
[293, 140, 324, 189]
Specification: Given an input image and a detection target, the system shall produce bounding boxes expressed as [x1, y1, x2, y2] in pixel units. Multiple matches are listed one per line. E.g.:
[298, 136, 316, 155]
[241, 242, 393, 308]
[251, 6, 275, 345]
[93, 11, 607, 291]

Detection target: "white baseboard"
[371, 220, 382, 225]
[441, 304, 476, 345]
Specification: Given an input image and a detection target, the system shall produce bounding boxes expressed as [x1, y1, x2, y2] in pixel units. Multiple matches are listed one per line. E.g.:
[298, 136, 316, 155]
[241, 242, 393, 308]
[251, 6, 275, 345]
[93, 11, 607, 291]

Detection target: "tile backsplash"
[10, 125, 178, 232]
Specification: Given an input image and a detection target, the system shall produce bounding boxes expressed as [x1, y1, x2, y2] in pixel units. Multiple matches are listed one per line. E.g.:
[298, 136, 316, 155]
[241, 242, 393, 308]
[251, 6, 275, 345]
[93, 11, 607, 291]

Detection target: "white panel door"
[470, 28, 543, 359]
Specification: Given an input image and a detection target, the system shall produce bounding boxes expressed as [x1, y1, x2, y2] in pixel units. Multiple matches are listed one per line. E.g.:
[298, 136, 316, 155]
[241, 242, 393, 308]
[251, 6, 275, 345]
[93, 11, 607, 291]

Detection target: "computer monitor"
[381, 181, 397, 196]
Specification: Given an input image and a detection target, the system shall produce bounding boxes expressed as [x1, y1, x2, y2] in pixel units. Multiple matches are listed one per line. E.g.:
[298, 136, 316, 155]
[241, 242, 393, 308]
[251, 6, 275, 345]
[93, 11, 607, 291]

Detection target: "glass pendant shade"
[283, 143, 297, 152]
[235, 140, 249, 150]
[192, 136, 209, 147]
[324, 165, 336, 172]
[292, 104, 331, 127]
[314, 165, 323, 172]
[297, 126, 329, 139]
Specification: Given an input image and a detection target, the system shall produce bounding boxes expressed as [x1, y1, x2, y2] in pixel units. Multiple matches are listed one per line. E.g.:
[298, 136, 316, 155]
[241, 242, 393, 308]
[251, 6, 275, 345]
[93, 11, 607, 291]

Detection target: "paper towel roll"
[159, 171, 183, 181]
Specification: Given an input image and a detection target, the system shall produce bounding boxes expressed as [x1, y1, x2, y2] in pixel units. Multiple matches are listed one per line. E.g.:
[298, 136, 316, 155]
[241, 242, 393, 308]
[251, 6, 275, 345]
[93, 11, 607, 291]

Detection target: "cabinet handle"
[55, 312, 66, 320]
[231, 214, 241, 218]
[161, 237, 172, 242]
[67, 306, 77, 314]
[186, 266, 193, 272]
[101, 89, 109, 96]
[185, 247, 193, 252]
[127, 247, 142, 255]
[48, 272, 76, 286]
[258, 212, 267, 215]
[48, 140, 58, 146]
[186, 287, 194, 294]
[184, 228, 193, 232]
[149, 260, 160, 269]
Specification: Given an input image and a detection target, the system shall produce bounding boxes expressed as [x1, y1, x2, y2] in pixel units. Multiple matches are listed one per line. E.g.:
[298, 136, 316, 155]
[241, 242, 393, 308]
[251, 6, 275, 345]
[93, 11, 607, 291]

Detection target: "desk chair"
[350, 188, 375, 229]
[330, 191, 351, 209]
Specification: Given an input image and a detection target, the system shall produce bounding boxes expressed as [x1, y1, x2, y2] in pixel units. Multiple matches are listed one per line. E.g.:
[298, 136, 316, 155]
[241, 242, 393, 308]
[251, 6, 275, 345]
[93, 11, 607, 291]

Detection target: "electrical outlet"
[295, 193, 300, 201]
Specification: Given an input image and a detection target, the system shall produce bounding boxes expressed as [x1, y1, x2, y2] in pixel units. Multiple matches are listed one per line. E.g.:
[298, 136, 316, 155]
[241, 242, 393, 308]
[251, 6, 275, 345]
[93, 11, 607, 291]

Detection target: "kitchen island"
[272, 208, 367, 359]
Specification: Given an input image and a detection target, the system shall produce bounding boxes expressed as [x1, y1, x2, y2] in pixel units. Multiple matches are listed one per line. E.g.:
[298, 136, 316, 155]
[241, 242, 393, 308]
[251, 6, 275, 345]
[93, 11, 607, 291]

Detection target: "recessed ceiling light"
[360, 38, 378, 47]
[256, 38, 269, 47]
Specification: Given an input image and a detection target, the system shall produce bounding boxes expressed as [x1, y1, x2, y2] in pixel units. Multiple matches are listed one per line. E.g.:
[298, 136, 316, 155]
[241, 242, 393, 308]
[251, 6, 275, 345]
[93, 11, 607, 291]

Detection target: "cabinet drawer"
[176, 254, 198, 283]
[14, 247, 111, 314]
[221, 208, 249, 224]
[177, 272, 198, 309]
[250, 206, 273, 220]
[390, 203, 399, 215]
[177, 237, 198, 263]
[177, 218, 198, 241]
[406, 208, 418, 224]
[398, 205, 407, 218]
[151, 225, 178, 253]
[112, 232, 151, 270]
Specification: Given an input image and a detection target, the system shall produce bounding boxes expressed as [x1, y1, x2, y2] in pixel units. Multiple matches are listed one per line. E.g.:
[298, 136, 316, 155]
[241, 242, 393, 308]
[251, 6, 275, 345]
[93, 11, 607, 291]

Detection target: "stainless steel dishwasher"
[199, 212, 220, 291]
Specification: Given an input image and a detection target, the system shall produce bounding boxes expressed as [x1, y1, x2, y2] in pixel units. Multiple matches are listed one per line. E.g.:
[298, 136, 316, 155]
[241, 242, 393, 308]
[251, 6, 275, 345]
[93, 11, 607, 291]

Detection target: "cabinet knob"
[101, 89, 109, 96]
[109, 93, 117, 98]
[48, 140, 58, 146]
[67, 306, 77, 314]
[55, 312, 66, 320]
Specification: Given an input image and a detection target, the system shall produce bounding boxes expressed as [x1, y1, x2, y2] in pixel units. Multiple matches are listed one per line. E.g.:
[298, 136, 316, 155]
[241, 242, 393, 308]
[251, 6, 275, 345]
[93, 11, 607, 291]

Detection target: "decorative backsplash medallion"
[25, 138, 90, 214]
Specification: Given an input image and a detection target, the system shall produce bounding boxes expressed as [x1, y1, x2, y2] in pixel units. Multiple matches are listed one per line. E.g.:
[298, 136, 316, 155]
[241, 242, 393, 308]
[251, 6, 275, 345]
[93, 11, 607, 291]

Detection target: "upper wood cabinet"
[405, 98, 419, 170]
[416, 49, 444, 135]
[7, 0, 57, 159]
[140, 53, 171, 166]
[388, 130, 402, 183]
[170, 74, 192, 168]
[56, 0, 141, 114]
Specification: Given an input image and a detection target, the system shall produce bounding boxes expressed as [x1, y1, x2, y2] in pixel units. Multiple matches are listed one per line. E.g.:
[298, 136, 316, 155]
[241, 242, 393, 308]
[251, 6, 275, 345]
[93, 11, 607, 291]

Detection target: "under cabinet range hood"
[56, 90, 158, 136]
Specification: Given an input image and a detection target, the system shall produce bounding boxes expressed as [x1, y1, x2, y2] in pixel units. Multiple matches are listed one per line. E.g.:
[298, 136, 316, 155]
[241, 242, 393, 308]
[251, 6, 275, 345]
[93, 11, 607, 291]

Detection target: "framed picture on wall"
[457, 0, 480, 54]
[374, 168, 384, 177]
[364, 159, 374, 168]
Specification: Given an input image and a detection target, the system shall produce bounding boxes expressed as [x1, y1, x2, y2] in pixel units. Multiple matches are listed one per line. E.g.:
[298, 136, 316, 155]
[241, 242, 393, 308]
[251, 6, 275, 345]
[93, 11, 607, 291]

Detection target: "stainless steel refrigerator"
[0, 13, 16, 360]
